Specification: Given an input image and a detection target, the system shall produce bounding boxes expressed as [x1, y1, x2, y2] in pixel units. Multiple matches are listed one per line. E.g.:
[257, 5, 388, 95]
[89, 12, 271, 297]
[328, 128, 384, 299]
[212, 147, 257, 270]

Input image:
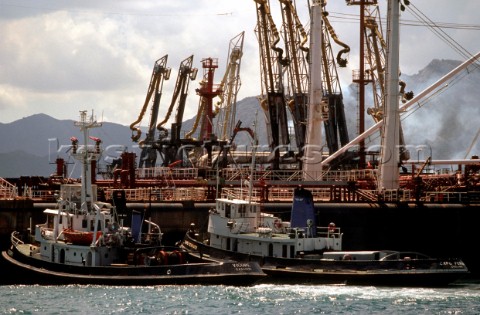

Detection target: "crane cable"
[398, 2, 480, 118]
[405, 3, 479, 66]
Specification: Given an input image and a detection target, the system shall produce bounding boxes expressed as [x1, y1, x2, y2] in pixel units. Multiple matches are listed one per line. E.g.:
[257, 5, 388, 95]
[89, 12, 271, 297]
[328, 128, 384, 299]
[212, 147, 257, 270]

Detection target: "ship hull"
[182, 232, 469, 287]
[2, 244, 265, 286]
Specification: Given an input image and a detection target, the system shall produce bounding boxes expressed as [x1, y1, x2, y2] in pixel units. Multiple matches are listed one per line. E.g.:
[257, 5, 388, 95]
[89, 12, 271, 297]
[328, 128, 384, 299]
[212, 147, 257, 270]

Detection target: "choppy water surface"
[0, 283, 479, 314]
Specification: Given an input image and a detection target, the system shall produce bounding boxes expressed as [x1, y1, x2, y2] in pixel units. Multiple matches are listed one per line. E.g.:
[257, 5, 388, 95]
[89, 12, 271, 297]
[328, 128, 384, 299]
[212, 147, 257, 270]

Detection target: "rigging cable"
[405, 3, 479, 65]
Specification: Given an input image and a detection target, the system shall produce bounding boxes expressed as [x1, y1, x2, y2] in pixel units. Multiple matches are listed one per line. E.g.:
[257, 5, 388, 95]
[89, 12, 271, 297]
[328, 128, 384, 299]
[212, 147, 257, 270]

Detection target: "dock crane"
[278, 0, 309, 159]
[156, 55, 198, 166]
[319, 0, 350, 155]
[185, 33, 246, 168]
[186, 33, 245, 142]
[215, 32, 245, 142]
[129, 55, 171, 168]
[214, 32, 248, 168]
[183, 57, 223, 167]
[254, 0, 291, 170]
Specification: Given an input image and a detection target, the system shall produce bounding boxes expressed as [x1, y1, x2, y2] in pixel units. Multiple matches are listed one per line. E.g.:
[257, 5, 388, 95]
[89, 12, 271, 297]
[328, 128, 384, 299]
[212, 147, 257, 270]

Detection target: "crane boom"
[130, 55, 170, 143]
[186, 33, 245, 142]
[320, 1, 350, 155]
[157, 55, 197, 143]
[216, 32, 245, 141]
[129, 55, 171, 168]
[155, 55, 198, 166]
[279, 0, 309, 155]
[255, 0, 291, 169]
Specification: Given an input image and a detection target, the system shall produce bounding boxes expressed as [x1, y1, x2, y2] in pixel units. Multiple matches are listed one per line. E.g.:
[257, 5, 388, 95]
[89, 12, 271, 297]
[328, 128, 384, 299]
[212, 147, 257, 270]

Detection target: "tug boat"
[2, 111, 265, 286]
[181, 187, 469, 286]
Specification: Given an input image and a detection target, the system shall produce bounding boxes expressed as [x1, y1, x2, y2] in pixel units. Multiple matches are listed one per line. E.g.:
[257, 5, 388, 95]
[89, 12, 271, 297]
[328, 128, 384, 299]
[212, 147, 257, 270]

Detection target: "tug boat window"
[239, 204, 246, 217]
[225, 204, 231, 218]
[47, 215, 54, 229]
[60, 249, 65, 264]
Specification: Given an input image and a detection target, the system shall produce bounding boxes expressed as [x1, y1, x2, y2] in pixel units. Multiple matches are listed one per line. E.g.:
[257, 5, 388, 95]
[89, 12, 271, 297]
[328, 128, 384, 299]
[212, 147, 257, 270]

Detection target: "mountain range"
[0, 58, 479, 178]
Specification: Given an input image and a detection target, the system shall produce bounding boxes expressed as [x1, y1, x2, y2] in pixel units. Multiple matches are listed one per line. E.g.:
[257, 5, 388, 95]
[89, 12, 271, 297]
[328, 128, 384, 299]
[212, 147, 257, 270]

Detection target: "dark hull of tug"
[182, 233, 469, 287]
[2, 246, 265, 286]
[263, 267, 468, 287]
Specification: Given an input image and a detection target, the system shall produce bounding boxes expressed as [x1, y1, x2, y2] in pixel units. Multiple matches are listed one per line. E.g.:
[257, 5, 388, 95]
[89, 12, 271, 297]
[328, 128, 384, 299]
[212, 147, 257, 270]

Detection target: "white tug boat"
[182, 186, 469, 286]
[3, 111, 265, 285]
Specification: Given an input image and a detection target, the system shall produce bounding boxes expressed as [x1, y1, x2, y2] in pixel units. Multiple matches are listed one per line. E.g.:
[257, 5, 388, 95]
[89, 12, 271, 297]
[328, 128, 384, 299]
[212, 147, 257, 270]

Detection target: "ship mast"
[303, 0, 325, 180]
[378, 0, 401, 190]
[73, 110, 102, 212]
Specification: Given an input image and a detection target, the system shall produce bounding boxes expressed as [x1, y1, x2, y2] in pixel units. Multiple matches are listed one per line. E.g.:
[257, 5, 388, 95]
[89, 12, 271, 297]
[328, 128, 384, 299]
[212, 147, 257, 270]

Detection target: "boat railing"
[213, 168, 377, 183]
[377, 189, 412, 202]
[0, 177, 18, 199]
[105, 188, 151, 201]
[267, 188, 295, 202]
[105, 187, 208, 202]
[11, 231, 24, 246]
[316, 226, 342, 239]
[425, 191, 469, 203]
[282, 226, 341, 239]
[357, 189, 470, 203]
[136, 167, 199, 179]
[221, 188, 263, 201]
[29, 189, 58, 201]
[221, 187, 343, 202]
[267, 187, 333, 202]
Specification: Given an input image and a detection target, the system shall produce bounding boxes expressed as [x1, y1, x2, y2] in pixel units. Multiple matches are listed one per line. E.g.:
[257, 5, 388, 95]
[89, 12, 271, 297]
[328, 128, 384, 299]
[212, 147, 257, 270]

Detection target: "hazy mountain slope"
[401, 59, 480, 160]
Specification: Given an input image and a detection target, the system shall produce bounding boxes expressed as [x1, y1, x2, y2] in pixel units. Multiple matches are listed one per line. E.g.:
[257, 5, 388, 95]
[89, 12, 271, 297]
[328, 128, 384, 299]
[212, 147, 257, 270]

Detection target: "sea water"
[0, 283, 479, 314]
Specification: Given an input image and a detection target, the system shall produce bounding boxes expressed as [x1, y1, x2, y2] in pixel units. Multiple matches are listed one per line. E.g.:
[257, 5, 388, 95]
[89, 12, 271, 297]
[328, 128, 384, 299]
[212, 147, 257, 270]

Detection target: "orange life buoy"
[156, 250, 169, 265]
[169, 250, 185, 265]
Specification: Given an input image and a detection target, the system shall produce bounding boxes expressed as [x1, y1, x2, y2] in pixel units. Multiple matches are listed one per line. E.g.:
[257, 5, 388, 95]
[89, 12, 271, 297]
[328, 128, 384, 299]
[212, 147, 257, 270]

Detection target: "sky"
[0, 0, 478, 128]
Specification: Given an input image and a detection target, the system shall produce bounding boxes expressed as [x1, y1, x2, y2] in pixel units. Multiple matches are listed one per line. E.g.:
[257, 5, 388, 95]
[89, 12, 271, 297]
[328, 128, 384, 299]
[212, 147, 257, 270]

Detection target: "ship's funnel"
[290, 187, 316, 236]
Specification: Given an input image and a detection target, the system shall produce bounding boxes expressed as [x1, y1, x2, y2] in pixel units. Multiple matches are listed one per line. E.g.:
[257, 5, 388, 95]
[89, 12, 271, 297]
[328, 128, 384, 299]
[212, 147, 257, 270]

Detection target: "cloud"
[1, 12, 143, 92]
[0, 0, 478, 133]
[0, 1, 263, 125]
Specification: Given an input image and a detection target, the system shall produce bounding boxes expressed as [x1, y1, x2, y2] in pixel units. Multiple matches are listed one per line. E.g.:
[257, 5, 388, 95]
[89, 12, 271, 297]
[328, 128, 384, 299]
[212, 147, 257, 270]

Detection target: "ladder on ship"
[356, 189, 378, 202]
[0, 177, 17, 199]
[160, 167, 176, 188]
